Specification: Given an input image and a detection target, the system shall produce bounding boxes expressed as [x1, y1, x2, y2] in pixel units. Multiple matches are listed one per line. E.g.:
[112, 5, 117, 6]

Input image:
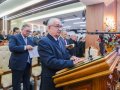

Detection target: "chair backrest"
[32, 57, 39, 66]
[0, 46, 11, 71]
[0, 46, 39, 70]
[0, 46, 9, 51]
[85, 47, 99, 60]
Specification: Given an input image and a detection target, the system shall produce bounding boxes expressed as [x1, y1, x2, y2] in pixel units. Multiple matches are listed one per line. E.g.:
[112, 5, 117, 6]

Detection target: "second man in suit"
[9, 24, 34, 90]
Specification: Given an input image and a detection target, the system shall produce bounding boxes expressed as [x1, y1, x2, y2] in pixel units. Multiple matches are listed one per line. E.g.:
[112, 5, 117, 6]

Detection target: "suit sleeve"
[38, 39, 74, 70]
[9, 36, 26, 53]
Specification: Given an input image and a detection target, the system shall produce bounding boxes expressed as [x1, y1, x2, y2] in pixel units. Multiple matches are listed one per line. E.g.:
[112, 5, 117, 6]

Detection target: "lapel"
[59, 38, 67, 54]
[47, 34, 63, 53]
[18, 34, 33, 46]
[59, 37, 66, 46]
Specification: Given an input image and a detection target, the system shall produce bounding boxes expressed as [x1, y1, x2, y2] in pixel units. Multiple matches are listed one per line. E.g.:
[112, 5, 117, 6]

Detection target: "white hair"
[46, 18, 62, 35]
[61, 30, 67, 34]
[47, 18, 61, 26]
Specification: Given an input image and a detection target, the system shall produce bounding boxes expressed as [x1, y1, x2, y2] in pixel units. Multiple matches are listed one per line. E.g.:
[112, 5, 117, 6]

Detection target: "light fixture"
[23, 6, 86, 22]
[82, 17, 85, 19]
[80, 28, 83, 30]
[73, 22, 86, 24]
[7, 0, 75, 20]
[63, 26, 71, 28]
[80, 25, 86, 27]
[0, 0, 44, 18]
[63, 17, 80, 22]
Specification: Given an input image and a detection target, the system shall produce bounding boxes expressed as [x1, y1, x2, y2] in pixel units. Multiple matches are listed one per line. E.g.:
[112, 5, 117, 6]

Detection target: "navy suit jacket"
[38, 34, 73, 77]
[9, 34, 34, 70]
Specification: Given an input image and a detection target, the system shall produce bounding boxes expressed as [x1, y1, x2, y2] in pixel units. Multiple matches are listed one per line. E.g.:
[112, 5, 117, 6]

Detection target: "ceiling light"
[23, 6, 86, 22]
[7, 0, 74, 20]
[80, 25, 86, 27]
[64, 17, 80, 22]
[82, 17, 85, 19]
[73, 22, 86, 24]
[63, 26, 71, 28]
[0, 0, 44, 18]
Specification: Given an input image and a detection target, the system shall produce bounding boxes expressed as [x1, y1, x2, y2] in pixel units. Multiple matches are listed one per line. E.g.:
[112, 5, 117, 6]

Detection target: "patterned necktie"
[24, 37, 31, 63]
[57, 39, 64, 52]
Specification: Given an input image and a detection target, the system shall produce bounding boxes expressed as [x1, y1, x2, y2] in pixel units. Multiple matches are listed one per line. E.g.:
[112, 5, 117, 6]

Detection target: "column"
[86, 0, 117, 49]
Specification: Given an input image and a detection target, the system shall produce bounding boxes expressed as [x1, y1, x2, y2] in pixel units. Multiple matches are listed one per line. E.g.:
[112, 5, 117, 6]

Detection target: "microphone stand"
[88, 46, 93, 61]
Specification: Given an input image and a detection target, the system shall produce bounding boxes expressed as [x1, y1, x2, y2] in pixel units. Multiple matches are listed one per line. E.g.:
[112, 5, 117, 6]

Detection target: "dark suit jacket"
[38, 34, 73, 77]
[67, 38, 79, 56]
[38, 34, 74, 90]
[33, 36, 41, 45]
[0, 34, 4, 41]
[78, 41, 85, 57]
[9, 34, 34, 70]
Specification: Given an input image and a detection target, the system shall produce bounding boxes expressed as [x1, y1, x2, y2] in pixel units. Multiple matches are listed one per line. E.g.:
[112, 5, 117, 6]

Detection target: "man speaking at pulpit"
[38, 18, 84, 90]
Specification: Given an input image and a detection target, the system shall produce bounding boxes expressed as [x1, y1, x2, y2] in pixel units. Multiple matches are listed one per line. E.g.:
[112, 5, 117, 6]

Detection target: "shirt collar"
[49, 33, 60, 41]
[60, 36, 65, 40]
[21, 33, 27, 39]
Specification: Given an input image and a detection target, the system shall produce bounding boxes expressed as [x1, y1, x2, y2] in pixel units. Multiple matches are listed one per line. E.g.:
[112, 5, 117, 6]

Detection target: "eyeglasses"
[26, 30, 31, 33]
[50, 25, 63, 28]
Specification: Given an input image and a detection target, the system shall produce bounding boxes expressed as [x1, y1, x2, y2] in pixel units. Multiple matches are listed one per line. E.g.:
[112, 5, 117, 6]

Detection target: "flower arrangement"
[116, 34, 120, 44]
[104, 34, 117, 47]
[103, 17, 117, 52]
[98, 34, 117, 53]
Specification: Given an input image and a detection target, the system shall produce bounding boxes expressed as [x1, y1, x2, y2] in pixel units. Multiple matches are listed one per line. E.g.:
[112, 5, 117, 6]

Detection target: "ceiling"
[0, 0, 106, 18]
[80, 0, 114, 6]
[0, 0, 45, 18]
[80, 0, 104, 5]
[28, 10, 86, 31]
[13, 2, 86, 32]
[0, 0, 106, 33]
[0, 0, 7, 4]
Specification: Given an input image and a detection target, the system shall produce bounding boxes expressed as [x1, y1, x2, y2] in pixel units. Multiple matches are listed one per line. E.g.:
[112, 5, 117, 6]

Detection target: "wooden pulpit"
[53, 51, 120, 90]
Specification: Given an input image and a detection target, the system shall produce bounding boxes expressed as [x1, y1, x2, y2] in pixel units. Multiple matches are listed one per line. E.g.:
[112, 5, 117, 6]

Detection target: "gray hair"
[61, 30, 67, 33]
[21, 24, 31, 30]
[47, 18, 62, 26]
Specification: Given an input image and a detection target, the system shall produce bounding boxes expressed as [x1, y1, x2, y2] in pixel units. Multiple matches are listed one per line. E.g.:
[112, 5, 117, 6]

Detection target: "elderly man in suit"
[60, 30, 69, 45]
[38, 18, 84, 90]
[9, 24, 34, 90]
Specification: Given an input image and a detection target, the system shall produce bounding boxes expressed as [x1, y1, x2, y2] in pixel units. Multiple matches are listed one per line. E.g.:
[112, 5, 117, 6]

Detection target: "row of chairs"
[0, 46, 41, 90]
[0, 45, 100, 90]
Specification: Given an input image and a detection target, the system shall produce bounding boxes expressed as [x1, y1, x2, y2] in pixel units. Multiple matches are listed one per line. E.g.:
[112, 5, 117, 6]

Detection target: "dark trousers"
[40, 76, 63, 90]
[12, 63, 31, 90]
